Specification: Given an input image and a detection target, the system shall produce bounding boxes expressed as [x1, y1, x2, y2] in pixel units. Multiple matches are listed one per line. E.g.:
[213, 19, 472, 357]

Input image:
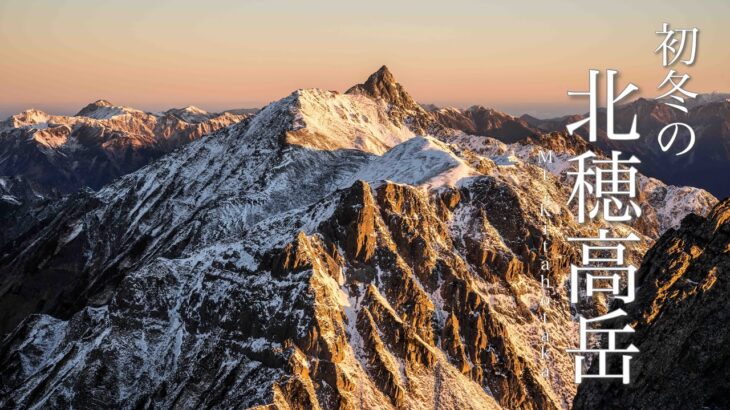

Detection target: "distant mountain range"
[518, 94, 730, 199]
[0, 66, 722, 410]
[426, 105, 537, 143]
[0, 100, 252, 211]
[3, 75, 726, 216]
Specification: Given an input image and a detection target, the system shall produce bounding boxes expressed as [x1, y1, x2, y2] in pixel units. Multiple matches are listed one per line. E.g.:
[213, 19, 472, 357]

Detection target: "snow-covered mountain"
[444, 131, 717, 236]
[0, 100, 249, 210]
[0, 67, 718, 409]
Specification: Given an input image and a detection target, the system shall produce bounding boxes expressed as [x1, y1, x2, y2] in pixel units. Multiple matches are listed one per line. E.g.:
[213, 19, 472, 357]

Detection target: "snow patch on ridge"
[285, 89, 415, 155]
[356, 136, 478, 189]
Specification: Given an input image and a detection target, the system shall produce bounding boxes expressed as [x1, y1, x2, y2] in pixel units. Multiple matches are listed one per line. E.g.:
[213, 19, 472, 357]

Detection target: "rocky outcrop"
[573, 198, 730, 410]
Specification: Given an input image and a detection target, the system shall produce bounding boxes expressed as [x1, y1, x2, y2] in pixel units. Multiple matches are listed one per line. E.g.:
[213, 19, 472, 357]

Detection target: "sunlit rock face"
[0, 67, 717, 410]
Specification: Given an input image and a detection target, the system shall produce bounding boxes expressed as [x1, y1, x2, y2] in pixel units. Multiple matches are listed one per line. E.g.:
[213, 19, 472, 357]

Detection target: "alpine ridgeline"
[0, 66, 718, 409]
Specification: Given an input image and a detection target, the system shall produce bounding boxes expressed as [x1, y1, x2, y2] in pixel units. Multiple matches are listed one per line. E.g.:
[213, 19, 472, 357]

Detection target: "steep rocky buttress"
[573, 198, 730, 410]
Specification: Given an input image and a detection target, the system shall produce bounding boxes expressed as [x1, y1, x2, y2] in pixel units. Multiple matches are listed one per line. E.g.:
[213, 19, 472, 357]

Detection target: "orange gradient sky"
[1, 0, 729, 118]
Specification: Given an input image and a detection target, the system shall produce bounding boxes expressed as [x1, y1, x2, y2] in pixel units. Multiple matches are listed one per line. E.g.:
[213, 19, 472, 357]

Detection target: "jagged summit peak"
[346, 65, 418, 110]
[345, 65, 440, 135]
[373, 64, 395, 82]
[1, 108, 52, 130]
[466, 105, 493, 113]
[9, 108, 50, 120]
[17, 108, 50, 115]
[466, 105, 514, 117]
[76, 99, 115, 115]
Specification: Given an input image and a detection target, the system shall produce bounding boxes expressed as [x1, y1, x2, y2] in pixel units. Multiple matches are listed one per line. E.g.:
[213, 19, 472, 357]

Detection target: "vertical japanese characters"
[563, 23, 699, 384]
[655, 23, 700, 155]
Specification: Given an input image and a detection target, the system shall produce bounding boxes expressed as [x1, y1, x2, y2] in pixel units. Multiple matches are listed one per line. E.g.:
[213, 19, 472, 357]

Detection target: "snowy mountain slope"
[0, 67, 717, 410]
[357, 136, 478, 189]
[0, 82, 505, 408]
[0, 85, 445, 339]
[1, 181, 510, 409]
[446, 132, 718, 235]
[283, 88, 414, 154]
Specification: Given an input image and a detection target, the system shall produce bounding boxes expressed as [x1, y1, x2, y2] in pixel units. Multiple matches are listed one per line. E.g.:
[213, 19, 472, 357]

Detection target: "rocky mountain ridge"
[0, 67, 720, 409]
[429, 105, 538, 143]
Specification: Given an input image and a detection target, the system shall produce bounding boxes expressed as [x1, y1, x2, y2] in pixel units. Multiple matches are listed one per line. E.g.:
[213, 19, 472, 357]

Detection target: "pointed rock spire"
[346, 65, 442, 135]
[346, 65, 420, 112]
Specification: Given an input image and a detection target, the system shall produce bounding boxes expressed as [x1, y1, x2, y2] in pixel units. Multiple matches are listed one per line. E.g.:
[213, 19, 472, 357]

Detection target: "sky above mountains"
[1, 0, 729, 118]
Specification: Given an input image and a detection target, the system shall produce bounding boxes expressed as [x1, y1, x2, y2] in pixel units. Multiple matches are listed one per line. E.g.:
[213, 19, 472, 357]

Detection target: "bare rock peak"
[374, 64, 395, 81]
[346, 65, 417, 108]
[364, 65, 398, 91]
